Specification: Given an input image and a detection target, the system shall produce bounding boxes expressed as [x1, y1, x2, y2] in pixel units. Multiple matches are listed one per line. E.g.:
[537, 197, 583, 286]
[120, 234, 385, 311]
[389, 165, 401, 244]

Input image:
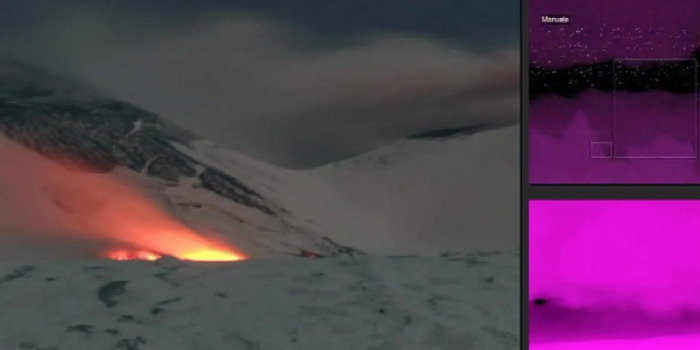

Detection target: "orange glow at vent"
[91, 186, 248, 262]
[98, 224, 248, 262]
[106, 247, 246, 262]
[108, 249, 161, 261]
[52, 161, 250, 262]
[180, 249, 245, 262]
[0, 136, 248, 262]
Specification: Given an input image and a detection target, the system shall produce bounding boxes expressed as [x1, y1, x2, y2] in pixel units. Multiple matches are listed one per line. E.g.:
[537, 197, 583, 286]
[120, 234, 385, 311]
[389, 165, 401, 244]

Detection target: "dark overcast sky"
[0, 0, 518, 167]
[1, 0, 517, 46]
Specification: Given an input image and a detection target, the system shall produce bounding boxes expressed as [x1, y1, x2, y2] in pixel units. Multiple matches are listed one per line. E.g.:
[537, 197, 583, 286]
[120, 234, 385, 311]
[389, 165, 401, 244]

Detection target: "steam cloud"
[0, 5, 518, 167]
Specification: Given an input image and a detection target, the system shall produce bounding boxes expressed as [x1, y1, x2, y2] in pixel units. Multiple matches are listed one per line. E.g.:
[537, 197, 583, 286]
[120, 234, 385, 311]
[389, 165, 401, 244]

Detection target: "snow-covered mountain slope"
[0, 59, 518, 258]
[0, 59, 519, 349]
[282, 125, 519, 255]
[162, 120, 519, 256]
[156, 123, 519, 256]
[0, 252, 518, 350]
[0, 59, 359, 259]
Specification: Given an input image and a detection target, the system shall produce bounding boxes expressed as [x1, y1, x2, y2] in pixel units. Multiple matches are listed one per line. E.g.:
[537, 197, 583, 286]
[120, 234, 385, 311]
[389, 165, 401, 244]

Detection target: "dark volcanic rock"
[0, 60, 274, 215]
[97, 281, 129, 308]
[408, 124, 490, 140]
[0, 59, 365, 258]
[0, 266, 34, 285]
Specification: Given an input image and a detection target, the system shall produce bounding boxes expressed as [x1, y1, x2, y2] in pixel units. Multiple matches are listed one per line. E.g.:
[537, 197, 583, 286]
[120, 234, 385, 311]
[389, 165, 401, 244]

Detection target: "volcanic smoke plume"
[0, 135, 245, 261]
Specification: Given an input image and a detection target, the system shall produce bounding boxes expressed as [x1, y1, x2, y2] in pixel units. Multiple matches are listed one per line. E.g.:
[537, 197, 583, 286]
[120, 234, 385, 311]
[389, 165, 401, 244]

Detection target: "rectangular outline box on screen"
[612, 58, 698, 159]
[590, 141, 612, 159]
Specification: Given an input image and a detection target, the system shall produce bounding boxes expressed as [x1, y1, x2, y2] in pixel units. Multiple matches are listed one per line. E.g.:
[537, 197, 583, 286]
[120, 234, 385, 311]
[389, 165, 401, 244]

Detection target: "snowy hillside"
[0, 58, 518, 258]
[0, 252, 518, 350]
[168, 125, 519, 256]
[0, 59, 359, 259]
[282, 125, 519, 255]
[0, 59, 520, 349]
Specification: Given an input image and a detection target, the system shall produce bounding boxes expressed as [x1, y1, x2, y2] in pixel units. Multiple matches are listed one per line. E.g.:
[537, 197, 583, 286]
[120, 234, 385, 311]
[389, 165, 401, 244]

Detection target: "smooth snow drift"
[0, 253, 518, 350]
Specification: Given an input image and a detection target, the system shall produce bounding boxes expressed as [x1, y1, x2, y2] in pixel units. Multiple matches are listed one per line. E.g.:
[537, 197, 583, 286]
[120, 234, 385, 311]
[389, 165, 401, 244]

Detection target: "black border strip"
[520, 0, 527, 348]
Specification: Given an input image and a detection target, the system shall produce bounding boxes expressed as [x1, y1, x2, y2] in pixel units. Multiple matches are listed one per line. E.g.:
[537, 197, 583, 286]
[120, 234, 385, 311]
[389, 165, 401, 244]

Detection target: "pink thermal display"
[530, 200, 700, 349]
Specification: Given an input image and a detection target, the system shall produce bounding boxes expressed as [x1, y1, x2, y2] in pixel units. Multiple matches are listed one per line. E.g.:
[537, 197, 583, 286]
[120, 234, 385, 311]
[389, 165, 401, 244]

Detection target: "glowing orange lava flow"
[0, 135, 248, 262]
[108, 249, 161, 261]
[70, 170, 249, 262]
[94, 193, 248, 262]
[98, 223, 249, 262]
[106, 247, 246, 262]
[179, 249, 246, 262]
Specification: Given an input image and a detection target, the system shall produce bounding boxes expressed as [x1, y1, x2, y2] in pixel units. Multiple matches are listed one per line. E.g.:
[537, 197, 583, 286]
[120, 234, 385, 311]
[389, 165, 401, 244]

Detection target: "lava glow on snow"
[106, 248, 246, 262]
[0, 136, 248, 263]
[62, 170, 249, 262]
[107, 249, 162, 261]
[94, 217, 248, 262]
